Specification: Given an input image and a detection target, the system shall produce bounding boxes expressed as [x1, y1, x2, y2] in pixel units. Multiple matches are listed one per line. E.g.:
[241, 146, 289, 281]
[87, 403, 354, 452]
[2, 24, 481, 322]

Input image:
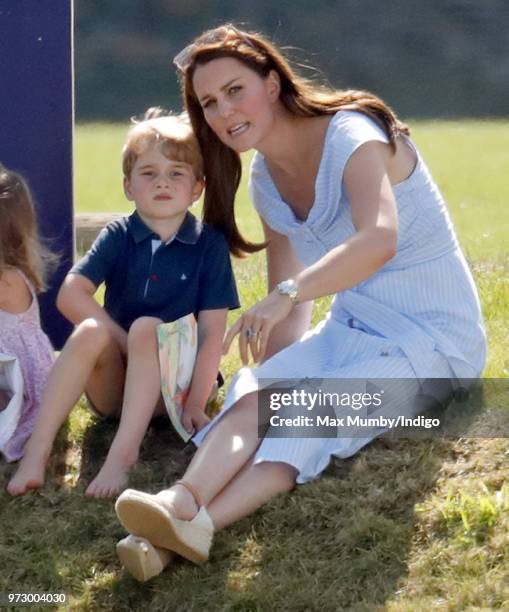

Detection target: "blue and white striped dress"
[194, 111, 486, 483]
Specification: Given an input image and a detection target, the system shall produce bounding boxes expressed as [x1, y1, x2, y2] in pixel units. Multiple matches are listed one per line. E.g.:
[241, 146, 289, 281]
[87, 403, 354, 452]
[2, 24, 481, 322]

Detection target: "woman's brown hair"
[0, 165, 58, 292]
[177, 24, 409, 257]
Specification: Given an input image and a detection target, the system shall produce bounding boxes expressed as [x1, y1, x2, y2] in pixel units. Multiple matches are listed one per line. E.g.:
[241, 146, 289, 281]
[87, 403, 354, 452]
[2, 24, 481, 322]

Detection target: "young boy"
[8, 108, 239, 498]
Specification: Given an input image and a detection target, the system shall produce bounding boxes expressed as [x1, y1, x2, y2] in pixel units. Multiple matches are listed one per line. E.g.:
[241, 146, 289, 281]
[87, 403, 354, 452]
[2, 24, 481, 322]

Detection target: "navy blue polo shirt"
[71, 211, 240, 331]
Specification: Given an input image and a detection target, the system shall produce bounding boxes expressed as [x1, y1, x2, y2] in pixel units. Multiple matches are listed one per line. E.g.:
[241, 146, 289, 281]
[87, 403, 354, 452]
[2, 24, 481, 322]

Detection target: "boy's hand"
[182, 405, 210, 435]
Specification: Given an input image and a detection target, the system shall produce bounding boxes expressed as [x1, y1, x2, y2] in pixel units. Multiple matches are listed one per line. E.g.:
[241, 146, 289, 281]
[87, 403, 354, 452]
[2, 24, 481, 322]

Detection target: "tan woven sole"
[116, 535, 174, 581]
[115, 489, 213, 564]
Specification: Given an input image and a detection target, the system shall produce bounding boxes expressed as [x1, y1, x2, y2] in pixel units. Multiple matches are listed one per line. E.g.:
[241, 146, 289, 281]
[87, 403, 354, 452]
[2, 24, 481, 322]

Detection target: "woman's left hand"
[223, 290, 293, 365]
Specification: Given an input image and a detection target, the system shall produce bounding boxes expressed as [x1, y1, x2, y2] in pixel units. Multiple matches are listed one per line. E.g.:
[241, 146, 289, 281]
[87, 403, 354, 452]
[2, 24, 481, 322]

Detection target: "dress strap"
[14, 268, 36, 300]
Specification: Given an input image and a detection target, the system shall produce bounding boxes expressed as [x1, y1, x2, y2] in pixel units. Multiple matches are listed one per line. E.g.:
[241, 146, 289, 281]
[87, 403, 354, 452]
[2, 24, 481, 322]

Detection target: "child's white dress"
[0, 269, 54, 462]
[193, 111, 487, 483]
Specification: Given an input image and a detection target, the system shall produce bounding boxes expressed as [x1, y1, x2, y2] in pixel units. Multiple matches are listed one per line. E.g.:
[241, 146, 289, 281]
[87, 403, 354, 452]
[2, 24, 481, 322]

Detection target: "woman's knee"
[127, 317, 162, 346]
[251, 461, 297, 493]
[270, 462, 298, 492]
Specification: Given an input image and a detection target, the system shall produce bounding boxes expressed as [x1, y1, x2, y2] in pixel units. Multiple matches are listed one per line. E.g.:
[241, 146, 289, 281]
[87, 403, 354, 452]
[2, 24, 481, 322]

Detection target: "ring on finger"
[245, 328, 261, 340]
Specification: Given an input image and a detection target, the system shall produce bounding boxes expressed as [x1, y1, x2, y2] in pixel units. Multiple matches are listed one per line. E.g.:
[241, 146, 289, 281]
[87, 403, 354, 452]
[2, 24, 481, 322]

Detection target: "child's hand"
[182, 405, 210, 435]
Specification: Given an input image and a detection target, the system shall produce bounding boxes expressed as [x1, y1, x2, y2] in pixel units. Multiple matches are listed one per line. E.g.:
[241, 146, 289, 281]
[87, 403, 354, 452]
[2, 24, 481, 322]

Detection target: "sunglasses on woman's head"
[173, 24, 256, 72]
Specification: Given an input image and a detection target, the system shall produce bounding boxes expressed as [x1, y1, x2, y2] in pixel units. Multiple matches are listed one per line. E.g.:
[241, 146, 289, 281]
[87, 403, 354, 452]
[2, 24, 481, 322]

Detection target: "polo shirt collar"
[127, 211, 202, 245]
[175, 211, 203, 244]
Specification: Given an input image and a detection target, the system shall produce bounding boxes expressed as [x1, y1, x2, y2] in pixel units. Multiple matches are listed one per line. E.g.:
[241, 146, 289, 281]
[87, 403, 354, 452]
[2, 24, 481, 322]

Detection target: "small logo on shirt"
[180, 273, 187, 281]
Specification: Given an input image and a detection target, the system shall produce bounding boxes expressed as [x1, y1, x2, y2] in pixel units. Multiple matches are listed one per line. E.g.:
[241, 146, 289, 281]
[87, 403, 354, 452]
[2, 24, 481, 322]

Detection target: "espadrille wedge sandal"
[116, 535, 174, 581]
[115, 481, 213, 564]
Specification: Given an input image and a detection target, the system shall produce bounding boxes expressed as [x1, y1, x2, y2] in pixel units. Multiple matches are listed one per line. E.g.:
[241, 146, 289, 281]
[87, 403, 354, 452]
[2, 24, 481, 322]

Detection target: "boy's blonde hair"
[122, 107, 203, 180]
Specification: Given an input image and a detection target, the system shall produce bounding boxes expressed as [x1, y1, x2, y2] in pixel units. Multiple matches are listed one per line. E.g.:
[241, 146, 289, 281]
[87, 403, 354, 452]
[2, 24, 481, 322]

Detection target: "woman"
[114, 24, 486, 580]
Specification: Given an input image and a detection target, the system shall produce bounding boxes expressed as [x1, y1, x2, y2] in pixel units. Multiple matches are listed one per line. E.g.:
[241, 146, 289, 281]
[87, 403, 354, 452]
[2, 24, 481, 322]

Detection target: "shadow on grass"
[0, 412, 192, 609]
[80, 429, 457, 611]
[77, 413, 195, 490]
[1, 382, 501, 610]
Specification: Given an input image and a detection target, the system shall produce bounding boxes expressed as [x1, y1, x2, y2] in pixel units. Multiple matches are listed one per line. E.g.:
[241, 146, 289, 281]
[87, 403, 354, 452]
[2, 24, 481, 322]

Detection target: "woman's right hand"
[223, 289, 294, 365]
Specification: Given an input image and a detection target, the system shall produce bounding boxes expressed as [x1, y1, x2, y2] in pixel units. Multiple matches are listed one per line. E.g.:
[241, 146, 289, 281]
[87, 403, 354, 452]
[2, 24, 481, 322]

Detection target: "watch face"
[278, 280, 298, 301]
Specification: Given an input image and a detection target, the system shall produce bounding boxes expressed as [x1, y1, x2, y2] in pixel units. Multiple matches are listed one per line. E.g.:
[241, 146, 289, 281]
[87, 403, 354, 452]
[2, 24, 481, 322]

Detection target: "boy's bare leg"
[86, 317, 164, 498]
[7, 319, 125, 496]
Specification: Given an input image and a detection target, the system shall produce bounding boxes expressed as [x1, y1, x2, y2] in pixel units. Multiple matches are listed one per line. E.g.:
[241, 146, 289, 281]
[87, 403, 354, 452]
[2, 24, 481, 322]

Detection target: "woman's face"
[192, 57, 280, 153]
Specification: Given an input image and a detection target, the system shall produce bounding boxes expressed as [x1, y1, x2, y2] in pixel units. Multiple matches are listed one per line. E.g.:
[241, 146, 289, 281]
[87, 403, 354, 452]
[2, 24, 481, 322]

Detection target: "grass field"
[1, 120, 508, 611]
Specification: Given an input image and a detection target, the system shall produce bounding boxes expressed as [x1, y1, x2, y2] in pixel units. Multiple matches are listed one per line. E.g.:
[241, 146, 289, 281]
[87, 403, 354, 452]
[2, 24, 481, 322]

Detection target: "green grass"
[1, 120, 508, 611]
[74, 119, 509, 259]
[410, 120, 509, 263]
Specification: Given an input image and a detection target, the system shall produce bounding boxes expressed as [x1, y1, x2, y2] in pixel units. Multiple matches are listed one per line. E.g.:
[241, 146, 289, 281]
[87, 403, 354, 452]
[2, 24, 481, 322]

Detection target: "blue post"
[0, 0, 74, 349]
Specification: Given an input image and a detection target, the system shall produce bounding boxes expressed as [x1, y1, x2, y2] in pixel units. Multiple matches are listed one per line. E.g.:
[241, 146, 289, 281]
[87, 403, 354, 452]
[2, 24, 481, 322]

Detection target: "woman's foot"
[115, 482, 214, 564]
[116, 483, 197, 517]
[116, 535, 174, 581]
[170, 482, 199, 520]
[7, 450, 48, 496]
[85, 455, 135, 498]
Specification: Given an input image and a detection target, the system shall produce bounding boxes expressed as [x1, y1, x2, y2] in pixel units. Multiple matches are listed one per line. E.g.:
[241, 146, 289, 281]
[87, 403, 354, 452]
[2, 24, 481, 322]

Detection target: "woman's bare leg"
[141, 391, 275, 524]
[138, 458, 297, 575]
[7, 319, 125, 496]
[115, 394, 297, 572]
[164, 392, 262, 516]
[86, 317, 164, 498]
[162, 454, 297, 525]
[206, 460, 297, 530]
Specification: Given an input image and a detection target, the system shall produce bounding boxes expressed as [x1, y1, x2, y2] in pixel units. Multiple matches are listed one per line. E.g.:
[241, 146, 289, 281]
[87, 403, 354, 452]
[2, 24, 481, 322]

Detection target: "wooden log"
[75, 212, 124, 253]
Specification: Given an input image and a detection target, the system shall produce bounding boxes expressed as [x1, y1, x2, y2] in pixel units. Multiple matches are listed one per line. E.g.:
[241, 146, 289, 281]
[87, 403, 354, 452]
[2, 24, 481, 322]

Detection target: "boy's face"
[124, 146, 203, 222]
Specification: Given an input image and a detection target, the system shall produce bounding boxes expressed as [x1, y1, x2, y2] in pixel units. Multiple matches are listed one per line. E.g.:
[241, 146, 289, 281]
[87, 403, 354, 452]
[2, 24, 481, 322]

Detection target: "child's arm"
[57, 273, 128, 354]
[181, 308, 228, 433]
